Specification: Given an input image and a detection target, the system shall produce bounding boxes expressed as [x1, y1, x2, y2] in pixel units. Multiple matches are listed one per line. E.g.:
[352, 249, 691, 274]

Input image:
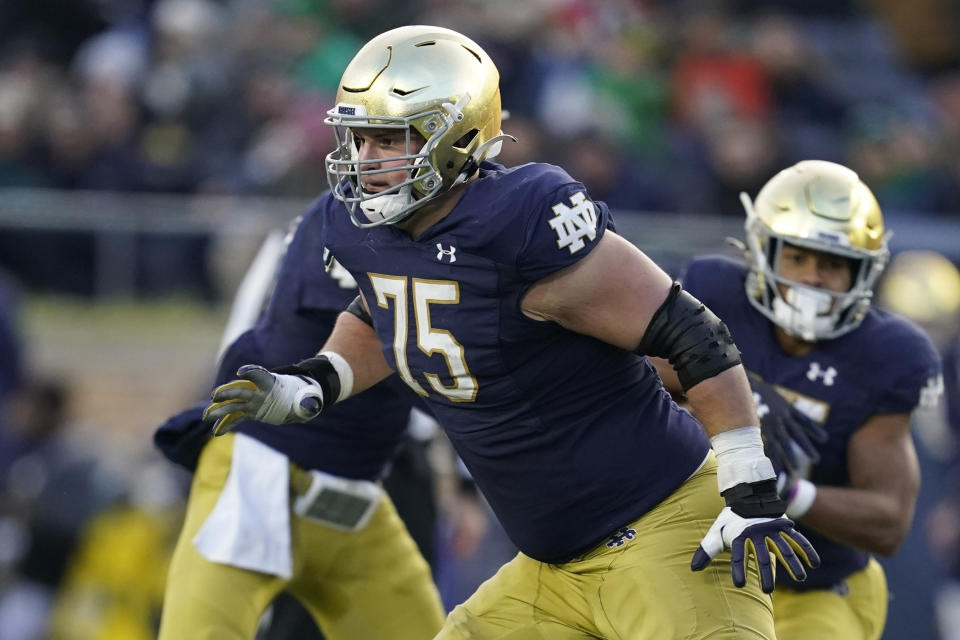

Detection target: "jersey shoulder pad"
[680, 254, 746, 306]
[865, 310, 940, 367]
[861, 310, 943, 412]
[268, 192, 358, 316]
[497, 163, 610, 281]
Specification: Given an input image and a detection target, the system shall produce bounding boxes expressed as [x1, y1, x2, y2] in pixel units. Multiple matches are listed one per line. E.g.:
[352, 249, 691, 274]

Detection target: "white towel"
[193, 434, 293, 578]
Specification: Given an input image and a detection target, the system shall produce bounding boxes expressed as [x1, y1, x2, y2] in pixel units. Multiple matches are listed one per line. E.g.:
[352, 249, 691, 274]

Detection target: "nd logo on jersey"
[549, 192, 597, 254]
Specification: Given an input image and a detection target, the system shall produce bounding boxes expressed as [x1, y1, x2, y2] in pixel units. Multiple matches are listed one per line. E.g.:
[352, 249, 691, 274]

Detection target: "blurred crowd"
[0, 0, 959, 217]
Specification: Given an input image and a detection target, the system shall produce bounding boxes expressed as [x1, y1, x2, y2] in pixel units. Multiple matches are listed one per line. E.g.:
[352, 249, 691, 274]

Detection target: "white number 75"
[369, 274, 477, 402]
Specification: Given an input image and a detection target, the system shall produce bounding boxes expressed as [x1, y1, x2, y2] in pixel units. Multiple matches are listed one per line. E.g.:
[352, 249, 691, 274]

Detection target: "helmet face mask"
[324, 26, 504, 228]
[742, 160, 890, 341]
[327, 106, 444, 227]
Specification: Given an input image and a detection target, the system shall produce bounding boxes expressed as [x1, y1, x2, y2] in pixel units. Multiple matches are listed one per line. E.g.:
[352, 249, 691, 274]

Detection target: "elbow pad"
[635, 283, 741, 391]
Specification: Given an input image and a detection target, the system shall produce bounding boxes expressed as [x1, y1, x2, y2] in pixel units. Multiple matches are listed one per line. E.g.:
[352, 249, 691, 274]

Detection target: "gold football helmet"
[741, 160, 890, 340]
[324, 25, 508, 227]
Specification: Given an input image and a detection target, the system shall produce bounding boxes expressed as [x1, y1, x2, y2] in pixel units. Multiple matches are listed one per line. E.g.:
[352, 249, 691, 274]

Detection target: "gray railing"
[0, 188, 957, 298]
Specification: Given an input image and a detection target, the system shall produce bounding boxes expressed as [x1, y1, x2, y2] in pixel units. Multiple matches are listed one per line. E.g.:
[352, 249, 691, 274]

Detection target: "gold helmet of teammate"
[741, 160, 889, 340]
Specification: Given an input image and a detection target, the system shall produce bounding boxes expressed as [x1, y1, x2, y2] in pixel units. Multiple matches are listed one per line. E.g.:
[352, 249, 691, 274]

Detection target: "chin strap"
[452, 134, 517, 187]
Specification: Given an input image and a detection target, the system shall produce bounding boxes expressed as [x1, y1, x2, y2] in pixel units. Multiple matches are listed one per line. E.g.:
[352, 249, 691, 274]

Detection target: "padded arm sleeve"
[635, 282, 742, 391]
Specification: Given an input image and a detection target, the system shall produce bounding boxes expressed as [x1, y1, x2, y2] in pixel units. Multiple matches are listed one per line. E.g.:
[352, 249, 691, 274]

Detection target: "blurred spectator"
[748, 12, 848, 162]
[0, 0, 956, 229]
[0, 269, 24, 409]
[555, 130, 678, 213]
[0, 377, 127, 640]
[846, 104, 957, 215]
[673, 115, 785, 216]
[46, 456, 185, 640]
[669, 8, 773, 137]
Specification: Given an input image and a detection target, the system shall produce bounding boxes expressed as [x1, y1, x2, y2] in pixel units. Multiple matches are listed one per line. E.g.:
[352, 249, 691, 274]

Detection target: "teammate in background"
[154, 211, 445, 640]
[654, 160, 942, 640]
[203, 25, 818, 639]
[876, 251, 960, 640]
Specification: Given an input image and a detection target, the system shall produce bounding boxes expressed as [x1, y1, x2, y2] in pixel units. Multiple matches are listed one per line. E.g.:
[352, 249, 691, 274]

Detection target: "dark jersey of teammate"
[318, 161, 709, 563]
[224, 206, 414, 480]
[682, 255, 942, 590]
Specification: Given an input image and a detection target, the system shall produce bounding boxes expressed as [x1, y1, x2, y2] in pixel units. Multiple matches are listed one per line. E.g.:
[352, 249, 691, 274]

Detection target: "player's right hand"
[750, 377, 827, 474]
[202, 365, 324, 436]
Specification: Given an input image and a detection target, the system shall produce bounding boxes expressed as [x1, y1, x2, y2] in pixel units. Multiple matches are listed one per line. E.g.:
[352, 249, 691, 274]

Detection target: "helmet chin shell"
[742, 160, 890, 340]
[325, 25, 502, 227]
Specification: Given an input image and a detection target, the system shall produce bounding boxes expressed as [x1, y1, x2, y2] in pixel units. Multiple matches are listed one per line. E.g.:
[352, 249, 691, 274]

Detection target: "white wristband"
[784, 478, 817, 519]
[319, 350, 354, 402]
[710, 426, 776, 492]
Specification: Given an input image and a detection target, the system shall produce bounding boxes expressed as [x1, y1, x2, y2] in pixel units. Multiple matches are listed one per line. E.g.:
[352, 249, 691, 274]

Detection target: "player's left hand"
[690, 480, 820, 593]
[691, 508, 819, 592]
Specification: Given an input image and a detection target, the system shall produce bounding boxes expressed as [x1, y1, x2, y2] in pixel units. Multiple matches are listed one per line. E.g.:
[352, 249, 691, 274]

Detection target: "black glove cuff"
[271, 356, 340, 409]
[722, 479, 787, 518]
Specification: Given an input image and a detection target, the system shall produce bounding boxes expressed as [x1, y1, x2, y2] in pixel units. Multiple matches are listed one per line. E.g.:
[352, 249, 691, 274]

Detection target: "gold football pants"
[773, 557, 887, 640]
[437, 453, 776, 639]
[158, 433, 445, 640]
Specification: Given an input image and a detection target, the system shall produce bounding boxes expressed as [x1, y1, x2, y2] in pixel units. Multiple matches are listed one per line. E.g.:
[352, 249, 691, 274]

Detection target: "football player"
[154, 210, 445, 639]
[203, 25, 819, 639]
[654, 160, 943, 640]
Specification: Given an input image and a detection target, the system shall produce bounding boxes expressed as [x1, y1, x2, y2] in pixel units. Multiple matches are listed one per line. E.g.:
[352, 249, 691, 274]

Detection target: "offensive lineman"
[204, 25, 819, 639]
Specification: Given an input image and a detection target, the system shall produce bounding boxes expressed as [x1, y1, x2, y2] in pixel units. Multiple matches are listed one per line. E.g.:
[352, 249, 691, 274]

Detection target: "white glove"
[202, 365, 324, 435]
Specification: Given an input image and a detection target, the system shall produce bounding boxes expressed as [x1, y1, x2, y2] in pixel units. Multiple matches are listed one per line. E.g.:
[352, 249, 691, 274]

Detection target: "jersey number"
[369, 275, 477, 402]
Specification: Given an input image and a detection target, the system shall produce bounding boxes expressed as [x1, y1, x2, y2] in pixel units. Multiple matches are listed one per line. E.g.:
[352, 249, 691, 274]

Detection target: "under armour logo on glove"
[436, 243, 457, 263]
[548, 191, 597, 254]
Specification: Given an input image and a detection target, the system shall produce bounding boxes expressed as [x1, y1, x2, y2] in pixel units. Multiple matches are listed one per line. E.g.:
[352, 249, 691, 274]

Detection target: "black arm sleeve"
[635, 282, 741, 391]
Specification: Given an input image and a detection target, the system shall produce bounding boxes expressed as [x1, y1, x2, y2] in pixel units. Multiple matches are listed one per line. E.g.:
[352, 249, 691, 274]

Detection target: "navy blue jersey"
[223, 202, 414, 480]
[319, 161, 709, 563]
[682, 255, 942, 590]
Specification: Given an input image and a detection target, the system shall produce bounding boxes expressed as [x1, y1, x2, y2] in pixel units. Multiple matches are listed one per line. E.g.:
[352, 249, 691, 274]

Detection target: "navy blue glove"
[691, 479, 821, 593]
[750, 377, 828, 474]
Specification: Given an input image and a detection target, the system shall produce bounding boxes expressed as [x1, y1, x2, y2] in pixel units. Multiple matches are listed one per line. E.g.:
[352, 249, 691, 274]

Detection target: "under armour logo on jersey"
[436, 243, 457, 263]
[806, 362, 837, 386]
[549, 192, 598, 254]
[605, 527, 637, 548]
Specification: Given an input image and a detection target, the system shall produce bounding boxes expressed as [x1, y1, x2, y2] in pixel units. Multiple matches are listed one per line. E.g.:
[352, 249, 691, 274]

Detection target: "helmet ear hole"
[453, 129, 479, 149]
